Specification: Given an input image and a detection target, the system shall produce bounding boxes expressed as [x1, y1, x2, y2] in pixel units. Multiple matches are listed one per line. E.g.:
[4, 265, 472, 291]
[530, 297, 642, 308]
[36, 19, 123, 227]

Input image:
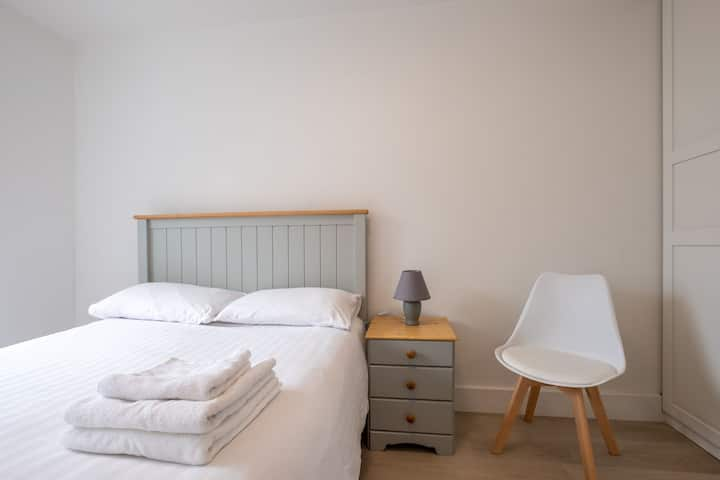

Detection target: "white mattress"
[0, 318, 368, 480]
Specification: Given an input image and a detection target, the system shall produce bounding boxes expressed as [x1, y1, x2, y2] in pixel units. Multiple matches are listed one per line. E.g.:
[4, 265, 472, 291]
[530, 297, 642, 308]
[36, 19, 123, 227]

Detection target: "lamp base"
[403, 301, 422, 326]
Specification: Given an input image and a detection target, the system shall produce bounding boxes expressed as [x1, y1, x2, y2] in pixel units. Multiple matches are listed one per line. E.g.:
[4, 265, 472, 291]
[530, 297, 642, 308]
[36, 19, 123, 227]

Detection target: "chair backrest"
[504, 272, 626, 373]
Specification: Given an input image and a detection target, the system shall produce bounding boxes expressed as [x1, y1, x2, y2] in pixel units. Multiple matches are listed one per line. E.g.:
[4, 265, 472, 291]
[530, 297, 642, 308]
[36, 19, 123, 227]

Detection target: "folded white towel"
[64, 378, 280, 465]
[98, 350, 251, 401]
[66, 359, 277, 434]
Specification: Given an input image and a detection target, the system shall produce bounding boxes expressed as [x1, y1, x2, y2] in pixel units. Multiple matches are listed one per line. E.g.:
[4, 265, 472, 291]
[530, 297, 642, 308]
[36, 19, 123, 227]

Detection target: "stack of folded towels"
[63, 350, 280, 465]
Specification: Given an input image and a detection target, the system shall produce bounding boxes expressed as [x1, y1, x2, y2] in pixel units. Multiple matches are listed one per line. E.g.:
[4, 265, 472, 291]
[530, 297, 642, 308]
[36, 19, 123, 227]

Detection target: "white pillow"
[89, 283, 245, 325]
[214, 288, 361, 330]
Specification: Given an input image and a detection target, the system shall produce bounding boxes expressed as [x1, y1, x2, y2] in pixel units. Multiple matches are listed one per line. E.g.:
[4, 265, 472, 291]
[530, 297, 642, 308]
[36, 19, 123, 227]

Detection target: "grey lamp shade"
[393, 270, 431, 302]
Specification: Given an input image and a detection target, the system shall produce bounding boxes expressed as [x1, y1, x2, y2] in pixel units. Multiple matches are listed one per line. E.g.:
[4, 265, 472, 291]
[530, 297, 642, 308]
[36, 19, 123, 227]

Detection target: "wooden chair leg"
[586, 386, 620, 456]
[524, 384, 541, 423]
[564, 388, 597, 480]
[492, 376, 530, 454]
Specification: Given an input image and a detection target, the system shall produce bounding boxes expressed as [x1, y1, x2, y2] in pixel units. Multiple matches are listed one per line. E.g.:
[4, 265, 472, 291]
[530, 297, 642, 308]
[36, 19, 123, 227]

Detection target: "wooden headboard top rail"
[134, 209, 369, 220]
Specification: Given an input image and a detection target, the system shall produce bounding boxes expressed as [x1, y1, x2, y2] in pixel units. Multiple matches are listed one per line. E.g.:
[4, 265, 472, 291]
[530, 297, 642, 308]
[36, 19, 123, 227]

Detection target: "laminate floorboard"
[361, 413, 720, 479]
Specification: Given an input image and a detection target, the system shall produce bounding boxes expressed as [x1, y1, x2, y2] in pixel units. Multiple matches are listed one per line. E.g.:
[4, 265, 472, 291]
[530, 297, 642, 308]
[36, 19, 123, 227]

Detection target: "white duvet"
[0, 318, 368, 480]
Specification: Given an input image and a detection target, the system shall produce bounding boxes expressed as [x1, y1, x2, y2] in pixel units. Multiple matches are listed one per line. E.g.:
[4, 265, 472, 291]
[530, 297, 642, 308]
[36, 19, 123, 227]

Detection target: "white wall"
[0, 5, 75, 347]
[75, 0, 661, 418]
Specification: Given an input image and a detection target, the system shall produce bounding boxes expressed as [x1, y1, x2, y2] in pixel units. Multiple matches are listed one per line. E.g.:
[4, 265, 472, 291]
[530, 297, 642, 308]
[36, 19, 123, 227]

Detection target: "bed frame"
[134, 210, 368, 321]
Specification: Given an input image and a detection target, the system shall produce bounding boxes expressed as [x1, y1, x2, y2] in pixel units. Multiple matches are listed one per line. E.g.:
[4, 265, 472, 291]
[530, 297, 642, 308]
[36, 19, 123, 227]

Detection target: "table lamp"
[393, 270, 431, 326]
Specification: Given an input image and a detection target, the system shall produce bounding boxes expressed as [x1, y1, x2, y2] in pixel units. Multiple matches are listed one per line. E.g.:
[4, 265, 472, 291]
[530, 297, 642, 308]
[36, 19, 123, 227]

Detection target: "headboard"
[134, 210, 368, 321]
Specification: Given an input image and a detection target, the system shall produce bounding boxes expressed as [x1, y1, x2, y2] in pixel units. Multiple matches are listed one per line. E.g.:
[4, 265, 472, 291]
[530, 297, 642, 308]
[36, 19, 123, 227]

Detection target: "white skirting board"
[455, 385, 662, 422]
[665, 415, 720, 460]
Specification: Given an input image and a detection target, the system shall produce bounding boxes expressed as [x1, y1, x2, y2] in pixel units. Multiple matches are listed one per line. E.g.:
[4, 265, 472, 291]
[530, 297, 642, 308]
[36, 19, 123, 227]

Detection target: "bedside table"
[365, 315, 457, 455]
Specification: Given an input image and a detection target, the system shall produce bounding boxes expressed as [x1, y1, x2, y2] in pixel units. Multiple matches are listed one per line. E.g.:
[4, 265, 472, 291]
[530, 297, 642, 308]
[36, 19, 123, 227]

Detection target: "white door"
[662, 0, 720, 458]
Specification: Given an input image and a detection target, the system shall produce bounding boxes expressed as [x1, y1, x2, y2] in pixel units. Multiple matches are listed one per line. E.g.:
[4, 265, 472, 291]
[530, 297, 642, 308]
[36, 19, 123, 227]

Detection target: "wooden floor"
[361, 413, 720, 480]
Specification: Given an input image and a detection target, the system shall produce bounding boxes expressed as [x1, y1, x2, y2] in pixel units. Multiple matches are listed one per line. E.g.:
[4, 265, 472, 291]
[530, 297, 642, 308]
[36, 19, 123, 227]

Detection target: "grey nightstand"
[365, 315, 457, 455]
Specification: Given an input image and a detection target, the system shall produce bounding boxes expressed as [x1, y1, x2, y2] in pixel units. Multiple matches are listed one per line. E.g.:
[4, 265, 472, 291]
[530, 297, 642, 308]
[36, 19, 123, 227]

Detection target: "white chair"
[491, 272, 626, 480]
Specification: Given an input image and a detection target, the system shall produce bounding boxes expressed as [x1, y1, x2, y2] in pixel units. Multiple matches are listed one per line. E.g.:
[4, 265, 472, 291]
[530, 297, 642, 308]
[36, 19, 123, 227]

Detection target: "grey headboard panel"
[135, 210, 368, 320]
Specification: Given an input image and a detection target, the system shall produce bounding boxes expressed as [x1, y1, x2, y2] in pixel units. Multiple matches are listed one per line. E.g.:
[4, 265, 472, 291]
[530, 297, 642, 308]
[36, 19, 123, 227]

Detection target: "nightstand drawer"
[370, 365, 453, 400]
[368, 340, 453, 367]
[370, 398, 454, 435]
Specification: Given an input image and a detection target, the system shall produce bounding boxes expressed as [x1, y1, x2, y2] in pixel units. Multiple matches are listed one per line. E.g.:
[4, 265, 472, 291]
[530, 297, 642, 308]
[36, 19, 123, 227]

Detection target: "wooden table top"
[365, 315, 457, 341]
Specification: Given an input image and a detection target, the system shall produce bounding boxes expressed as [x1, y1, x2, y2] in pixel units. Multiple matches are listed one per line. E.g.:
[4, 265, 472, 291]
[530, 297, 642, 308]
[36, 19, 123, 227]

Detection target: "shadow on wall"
[452, 291, 520, 386]
[609, 287, 662, 393]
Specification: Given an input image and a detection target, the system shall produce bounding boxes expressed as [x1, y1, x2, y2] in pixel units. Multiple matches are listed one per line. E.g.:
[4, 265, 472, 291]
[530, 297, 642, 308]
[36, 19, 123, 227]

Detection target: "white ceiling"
[2, 0, 445, 43]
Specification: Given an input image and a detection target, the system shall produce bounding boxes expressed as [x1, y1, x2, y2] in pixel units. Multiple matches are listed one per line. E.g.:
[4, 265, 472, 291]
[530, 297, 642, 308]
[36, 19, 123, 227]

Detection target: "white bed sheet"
[0, 318, 368, 480]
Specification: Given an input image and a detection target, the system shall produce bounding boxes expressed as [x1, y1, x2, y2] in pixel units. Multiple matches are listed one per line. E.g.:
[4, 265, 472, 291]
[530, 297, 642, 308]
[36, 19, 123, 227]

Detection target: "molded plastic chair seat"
[496, 345, 619, 388]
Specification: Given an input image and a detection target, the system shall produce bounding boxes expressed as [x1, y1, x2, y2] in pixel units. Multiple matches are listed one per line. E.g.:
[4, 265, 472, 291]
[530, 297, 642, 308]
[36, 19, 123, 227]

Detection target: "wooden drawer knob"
[405, 350, 417, 359]
[405, 414, 416, 424]
[405, 380, 416, 390]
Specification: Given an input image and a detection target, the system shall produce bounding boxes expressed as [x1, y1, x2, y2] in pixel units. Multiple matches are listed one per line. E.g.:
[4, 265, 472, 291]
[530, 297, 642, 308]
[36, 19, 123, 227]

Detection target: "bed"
[0, 210, 369, 480]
